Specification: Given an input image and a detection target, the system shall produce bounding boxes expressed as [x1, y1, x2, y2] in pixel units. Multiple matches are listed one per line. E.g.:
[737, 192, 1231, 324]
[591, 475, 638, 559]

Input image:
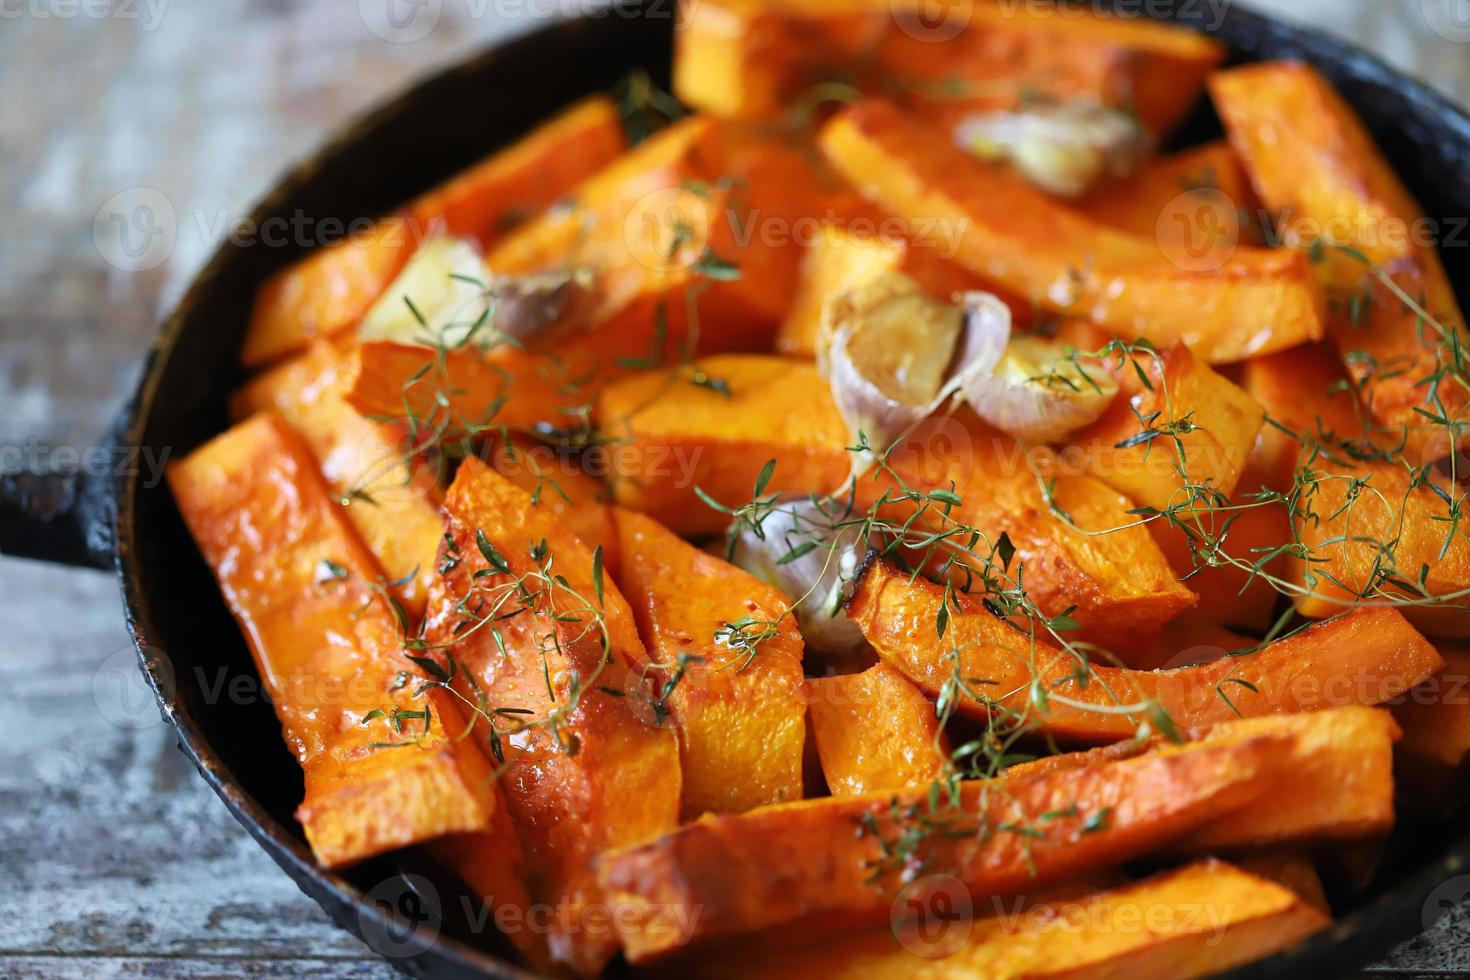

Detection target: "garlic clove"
[963, 334, 1120, 444]
[820, 272, 1006, 463]
[729, 496, 870, 658]
[954, 100, 1153, 199]
[360, 235, 489, 348]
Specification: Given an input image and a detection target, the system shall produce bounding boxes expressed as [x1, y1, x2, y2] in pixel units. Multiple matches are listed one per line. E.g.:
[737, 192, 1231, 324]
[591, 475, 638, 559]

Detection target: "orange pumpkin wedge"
[599, 733, 1277, 961]
[675, 0, 1223, 136]
[657, 859, 1328, 980]
[614, 507, 807, 817]
[241, 97, 626, 366]
[168, 413, 497, 868]
[849, 558, 1442, 742]
[819, 100, 1324, 363]
[806, 662, 948, 796]
[425, 456, 680, 975]
[231, 341, 443, 617]
[1211, 61, 1470, 459]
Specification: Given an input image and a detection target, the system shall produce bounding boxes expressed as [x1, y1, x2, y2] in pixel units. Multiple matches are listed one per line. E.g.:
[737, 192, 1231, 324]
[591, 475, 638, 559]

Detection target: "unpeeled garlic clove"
[963, 333, 1120, 444]
[820, 272, 1006, 462]
[728, 496, 870, 658]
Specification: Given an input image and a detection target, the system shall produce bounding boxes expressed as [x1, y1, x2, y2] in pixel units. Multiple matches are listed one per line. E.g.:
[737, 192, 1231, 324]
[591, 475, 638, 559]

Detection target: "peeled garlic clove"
[954, 101, 1153, 198]
[963, 335, 1120, 443]
[820, 272, 1005, 461]
[361, 235, 489, 347]
[729, 496, 870, 658]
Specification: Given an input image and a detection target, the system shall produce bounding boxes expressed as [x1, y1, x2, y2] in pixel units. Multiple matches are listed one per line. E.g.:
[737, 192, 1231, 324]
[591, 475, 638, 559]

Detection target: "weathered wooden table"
[3, 1, 1470, 976]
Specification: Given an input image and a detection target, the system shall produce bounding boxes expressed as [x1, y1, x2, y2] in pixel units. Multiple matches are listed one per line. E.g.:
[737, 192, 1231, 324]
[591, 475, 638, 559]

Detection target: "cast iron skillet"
[5, 4, 1470, 977]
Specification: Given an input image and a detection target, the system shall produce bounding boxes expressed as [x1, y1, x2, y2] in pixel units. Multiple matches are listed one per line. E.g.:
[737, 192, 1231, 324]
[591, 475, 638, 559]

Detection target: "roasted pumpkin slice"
[1212, 61, 1470, 460]
[599, 733, 1277, 961]
[675, 0, 1223, 136]
[596, 355, 853, 536]
[423, 458, 679, 975]
[424, 456, 680, 975]
[819, 100, 1324, 363]
[1071, 341, 1266, 513]
[1393, 644, 1470, 809]
[614, 507, 807, 817]
[806, 662, 948, 796]
[168, 413, 498, 868]
[241, 97, 625, 366]
[1078, 139, 1255, 241]
[849, 558, 1442, 742]
[408, 95, 625, 244]
[231, 340, 443, 617]
[1006, 707, 1399, 849]
[658, 859, 1327, 980]
[1241, 343, 1470, 637]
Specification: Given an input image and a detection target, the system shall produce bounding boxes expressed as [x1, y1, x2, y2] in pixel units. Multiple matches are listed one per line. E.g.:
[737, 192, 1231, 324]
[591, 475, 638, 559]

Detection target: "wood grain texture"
[1, 0, 1469, 976]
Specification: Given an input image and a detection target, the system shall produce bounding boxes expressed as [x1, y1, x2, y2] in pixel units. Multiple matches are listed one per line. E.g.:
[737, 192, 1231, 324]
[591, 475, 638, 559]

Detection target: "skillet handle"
[0, 443, 116, 570]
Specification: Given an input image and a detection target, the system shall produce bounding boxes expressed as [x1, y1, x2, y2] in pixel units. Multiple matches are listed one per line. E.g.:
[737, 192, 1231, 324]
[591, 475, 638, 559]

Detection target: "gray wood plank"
[0, 558, 381, 964]
[1, 955, 397, 979]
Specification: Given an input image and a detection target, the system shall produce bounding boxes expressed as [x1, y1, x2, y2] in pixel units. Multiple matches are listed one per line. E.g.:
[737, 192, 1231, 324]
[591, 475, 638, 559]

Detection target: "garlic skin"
[729, 496, 870, 658]
[964, 335, 1120, 444]
[819, 272, 1006, 463]
[489, 269, 584, 343]
[362, 236, 584, 350]
[955, 101, 1152, 198]
[360, 235, 489, 347]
